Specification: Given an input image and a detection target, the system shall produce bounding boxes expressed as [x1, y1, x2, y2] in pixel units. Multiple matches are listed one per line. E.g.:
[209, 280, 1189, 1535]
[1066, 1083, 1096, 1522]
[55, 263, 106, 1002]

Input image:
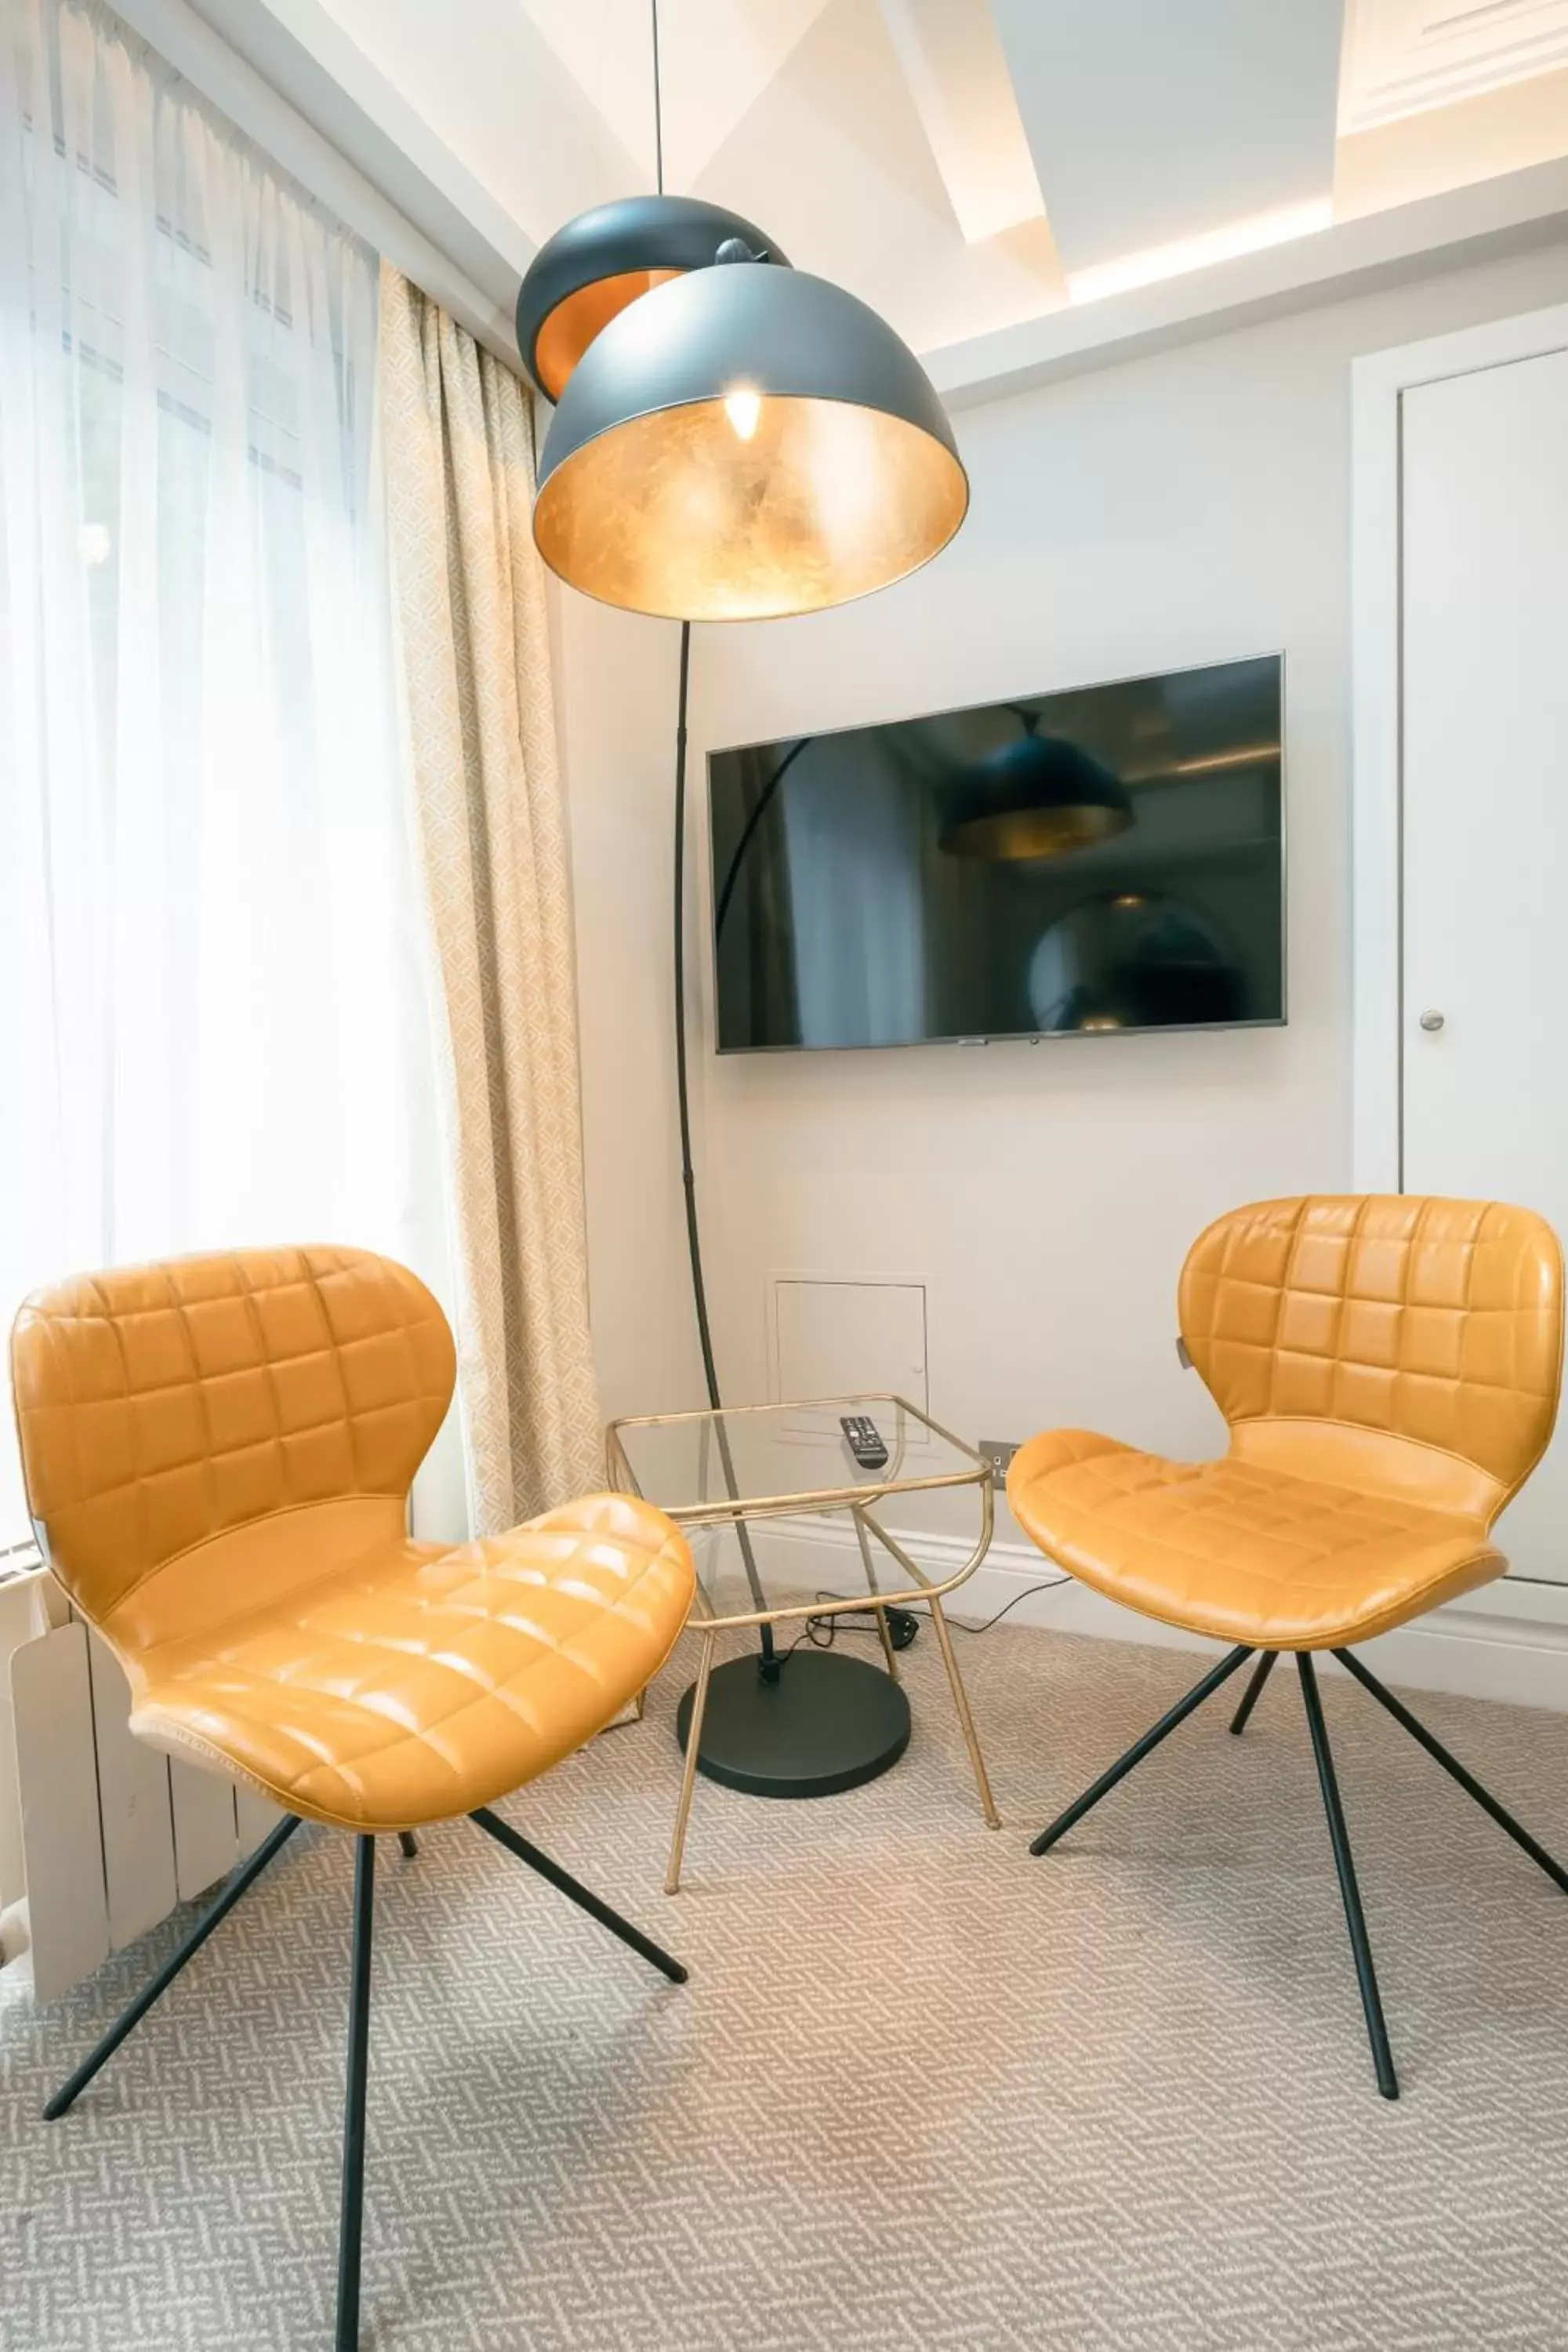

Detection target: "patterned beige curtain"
[378, 260, 602, 1531]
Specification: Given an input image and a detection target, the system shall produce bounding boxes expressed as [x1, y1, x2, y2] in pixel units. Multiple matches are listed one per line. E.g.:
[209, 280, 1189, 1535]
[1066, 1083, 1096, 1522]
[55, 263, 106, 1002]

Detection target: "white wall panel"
[13, 1625, 110, 2004]
[235, 1786, 287, 1854]
[170, 1759, 241, 1903]
[85, 1630, 179, 1950]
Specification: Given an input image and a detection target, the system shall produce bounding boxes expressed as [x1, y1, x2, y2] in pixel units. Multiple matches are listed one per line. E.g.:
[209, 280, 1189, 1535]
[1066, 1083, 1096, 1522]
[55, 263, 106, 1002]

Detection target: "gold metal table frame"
[605, 1394, 1000, 1892]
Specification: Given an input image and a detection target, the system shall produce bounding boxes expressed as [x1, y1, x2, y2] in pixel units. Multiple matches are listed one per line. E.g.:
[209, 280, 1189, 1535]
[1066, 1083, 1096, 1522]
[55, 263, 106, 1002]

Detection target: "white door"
[1401, 341, 1568, 1582]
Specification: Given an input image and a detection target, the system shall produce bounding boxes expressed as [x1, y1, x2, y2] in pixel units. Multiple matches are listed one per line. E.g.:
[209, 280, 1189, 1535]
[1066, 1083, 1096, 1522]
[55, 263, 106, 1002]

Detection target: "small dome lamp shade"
[942, 720, 1134, 859]
[532, 260, 970, 622]
[515, 194, 787, 401]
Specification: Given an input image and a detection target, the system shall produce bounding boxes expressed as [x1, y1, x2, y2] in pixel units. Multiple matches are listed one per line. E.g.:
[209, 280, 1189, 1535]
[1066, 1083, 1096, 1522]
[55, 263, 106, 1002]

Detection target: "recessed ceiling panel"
[281, 0, 639, 239]
[521, 0, 837, 189]
[878, 0, 1045, 241]
[1340, 0, 1568, 134]
[992, 0, 1347, 274]
[690, 0, 1067, 358]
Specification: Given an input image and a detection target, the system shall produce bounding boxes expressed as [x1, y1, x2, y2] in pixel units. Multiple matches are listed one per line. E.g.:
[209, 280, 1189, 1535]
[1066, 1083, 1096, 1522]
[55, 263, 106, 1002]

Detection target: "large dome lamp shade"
[532, 261, 969, 622]
[515, 194, 787, 401]
[942, 721, 1134, 859]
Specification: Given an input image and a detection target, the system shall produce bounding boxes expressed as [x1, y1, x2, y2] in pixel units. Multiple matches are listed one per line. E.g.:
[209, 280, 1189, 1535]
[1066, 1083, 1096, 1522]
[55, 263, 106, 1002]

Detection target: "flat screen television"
[708, 654, 1284, 1053]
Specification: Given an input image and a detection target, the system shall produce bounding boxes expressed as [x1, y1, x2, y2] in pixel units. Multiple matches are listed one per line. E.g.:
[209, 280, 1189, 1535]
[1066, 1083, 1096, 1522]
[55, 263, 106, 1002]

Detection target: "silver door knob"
[1418, 1010, 1445, 1033]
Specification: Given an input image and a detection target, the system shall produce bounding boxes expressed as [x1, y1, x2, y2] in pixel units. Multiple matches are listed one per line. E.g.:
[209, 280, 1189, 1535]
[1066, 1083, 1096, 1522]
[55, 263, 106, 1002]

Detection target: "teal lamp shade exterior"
[942, 733, 1134, 859]
[532, 263, 969, 622]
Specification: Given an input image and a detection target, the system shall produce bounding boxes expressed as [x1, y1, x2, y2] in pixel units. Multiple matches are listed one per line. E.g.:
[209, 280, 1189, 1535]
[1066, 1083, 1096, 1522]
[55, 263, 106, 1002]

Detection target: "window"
[0, 0, 452, 1538]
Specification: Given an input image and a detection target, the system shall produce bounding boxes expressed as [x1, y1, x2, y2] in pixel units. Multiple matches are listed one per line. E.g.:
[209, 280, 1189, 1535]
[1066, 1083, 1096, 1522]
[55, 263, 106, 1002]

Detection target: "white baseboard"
[748, 1515, 1568, 1713]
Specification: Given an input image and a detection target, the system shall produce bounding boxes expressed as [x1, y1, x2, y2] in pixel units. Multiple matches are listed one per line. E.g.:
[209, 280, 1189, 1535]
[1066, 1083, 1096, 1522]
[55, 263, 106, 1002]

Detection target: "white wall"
[557, 238, 1568, 1556]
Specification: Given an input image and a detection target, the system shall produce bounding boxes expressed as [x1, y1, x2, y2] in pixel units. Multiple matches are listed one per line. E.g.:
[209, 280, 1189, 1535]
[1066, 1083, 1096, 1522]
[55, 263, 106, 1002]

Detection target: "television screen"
[708, 655, 1284, 1053]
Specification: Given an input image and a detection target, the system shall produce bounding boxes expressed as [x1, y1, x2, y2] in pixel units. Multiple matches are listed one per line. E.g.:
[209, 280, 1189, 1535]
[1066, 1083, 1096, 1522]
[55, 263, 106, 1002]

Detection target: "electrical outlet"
[978, 1438, 1018, 1483]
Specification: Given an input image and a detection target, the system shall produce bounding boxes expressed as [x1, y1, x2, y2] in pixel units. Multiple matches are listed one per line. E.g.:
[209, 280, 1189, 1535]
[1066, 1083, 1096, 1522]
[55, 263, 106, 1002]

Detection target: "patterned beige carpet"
[5, 1619, 1568, 2352]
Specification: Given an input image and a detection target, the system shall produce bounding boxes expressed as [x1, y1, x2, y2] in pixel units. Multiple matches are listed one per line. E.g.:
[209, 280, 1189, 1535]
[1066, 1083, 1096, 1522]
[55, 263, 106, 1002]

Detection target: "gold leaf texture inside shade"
[533, 394, 969, 621]
[532, 268, 684, 400]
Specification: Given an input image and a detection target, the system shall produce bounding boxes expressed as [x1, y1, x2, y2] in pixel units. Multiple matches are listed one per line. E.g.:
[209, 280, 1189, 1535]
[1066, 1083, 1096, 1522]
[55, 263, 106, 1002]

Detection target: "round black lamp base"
[676, 1649, 910, 1800]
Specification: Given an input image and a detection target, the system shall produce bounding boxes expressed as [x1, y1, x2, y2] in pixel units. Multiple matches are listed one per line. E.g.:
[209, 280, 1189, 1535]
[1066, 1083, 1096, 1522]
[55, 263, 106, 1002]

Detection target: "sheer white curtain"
[0, 0, 457, 1540]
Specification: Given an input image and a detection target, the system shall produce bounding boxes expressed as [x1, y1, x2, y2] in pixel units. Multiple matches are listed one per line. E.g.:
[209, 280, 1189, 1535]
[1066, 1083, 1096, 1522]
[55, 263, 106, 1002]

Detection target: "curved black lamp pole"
[672, 621, 776, 1668]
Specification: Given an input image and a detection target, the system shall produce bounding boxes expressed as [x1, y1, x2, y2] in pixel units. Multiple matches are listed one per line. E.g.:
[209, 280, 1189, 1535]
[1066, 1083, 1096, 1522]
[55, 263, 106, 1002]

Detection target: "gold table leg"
[927, 1592, 1001, 1829]
[855, 1500, 1002, 1833]
[666, 1631, 715, 1895]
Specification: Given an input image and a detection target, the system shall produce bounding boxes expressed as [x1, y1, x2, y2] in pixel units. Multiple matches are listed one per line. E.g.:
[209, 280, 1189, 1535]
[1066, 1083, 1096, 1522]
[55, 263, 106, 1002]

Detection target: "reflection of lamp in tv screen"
[707, 652, 1285, 1051]
[941, 710, 1133, 859]
[1028, 893, 1243, 1033]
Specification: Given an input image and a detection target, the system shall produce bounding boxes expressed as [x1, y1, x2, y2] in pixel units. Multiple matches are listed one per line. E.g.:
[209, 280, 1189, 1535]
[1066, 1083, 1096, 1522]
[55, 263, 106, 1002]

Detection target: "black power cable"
[789, 1574, 1073, 1656]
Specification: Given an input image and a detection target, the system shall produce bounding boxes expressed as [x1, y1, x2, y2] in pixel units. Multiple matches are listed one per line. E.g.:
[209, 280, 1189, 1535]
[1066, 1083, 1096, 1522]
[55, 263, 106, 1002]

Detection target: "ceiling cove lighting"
[1067, 197, 1334, 306]
[512, 13, 967, 623]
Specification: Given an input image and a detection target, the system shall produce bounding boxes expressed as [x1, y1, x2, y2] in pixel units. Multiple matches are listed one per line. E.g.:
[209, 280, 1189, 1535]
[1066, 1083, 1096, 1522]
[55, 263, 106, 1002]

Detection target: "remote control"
[840, 1413, 889, 1471]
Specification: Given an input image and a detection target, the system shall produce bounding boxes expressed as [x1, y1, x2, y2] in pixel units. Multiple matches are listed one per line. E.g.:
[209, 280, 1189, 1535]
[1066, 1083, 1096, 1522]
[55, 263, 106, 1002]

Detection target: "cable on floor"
[783, 1576, 1073, 1655]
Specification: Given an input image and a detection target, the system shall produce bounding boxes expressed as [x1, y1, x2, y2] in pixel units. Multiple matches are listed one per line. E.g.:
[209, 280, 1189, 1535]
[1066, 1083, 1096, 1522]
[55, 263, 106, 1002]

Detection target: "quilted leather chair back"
[10, 1246, 456, 1628]
[1178, 1196, 1563, 1518]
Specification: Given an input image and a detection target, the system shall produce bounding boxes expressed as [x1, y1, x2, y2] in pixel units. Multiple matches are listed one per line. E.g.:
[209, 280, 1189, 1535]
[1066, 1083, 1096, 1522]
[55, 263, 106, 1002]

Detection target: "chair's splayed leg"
[336, 1835, 376, 2352]
[1298, 1654, 1398, 2100]
[1334, 1647, 1568, 1898]
[1029, 1645, 1254, 1857]
[43, 1813, 301, 2122]
[396, 1831, 419, 1860]
[469, 1808, 688, 1984]
[1229, 1649, 1279, 1736]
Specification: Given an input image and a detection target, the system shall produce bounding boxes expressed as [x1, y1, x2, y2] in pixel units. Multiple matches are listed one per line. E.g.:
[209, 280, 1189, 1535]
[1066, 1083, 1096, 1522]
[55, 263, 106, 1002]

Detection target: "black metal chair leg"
[1333, 1646, 1568, 1897]
[469, 1807, 688, 1984]
[1229, 1649, 1279, 1735]
[43, 1813, 300, 2122]
[397, 1830, 419, 1859]
[1029, 1645, 1254, 1857]
[336, 1835, 376, 2352]
[1298, 1655, 1399, 2100]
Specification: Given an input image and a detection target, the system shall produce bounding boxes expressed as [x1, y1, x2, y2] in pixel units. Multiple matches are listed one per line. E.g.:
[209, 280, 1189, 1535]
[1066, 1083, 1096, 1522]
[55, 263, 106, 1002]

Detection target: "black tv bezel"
[705, 650, 1289, 1055]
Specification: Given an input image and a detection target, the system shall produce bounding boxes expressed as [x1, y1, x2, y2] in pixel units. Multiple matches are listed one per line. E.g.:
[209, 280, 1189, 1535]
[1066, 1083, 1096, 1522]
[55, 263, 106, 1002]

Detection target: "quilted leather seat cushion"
[129, 1492, 695, 1831]
[1007, 1429, 1502, 1651]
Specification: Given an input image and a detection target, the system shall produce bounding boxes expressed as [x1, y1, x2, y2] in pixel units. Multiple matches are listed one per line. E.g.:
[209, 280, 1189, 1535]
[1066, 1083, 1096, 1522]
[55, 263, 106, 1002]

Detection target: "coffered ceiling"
[183, 0, 1568, 361]
[1340, 0, 1568, 132]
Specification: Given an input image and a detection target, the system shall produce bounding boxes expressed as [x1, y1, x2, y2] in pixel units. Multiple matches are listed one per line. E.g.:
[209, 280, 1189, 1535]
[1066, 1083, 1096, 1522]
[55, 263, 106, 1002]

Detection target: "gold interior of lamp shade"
[534, 268, 684, 401]
[534, 394, 969, 621]
[943, 802, 1134, 860]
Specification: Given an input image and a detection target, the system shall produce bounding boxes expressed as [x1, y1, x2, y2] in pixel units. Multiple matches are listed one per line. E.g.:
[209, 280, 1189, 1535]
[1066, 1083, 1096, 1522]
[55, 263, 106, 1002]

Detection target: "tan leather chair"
[1008, 1195, 1568, 2100]
[10, 1246, 695, 2350]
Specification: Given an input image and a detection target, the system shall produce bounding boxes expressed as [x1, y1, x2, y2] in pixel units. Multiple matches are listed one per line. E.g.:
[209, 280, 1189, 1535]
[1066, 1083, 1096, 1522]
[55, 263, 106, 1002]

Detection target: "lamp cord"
[651, 0, 664, 195]
[789, 1575, 1074, 1657]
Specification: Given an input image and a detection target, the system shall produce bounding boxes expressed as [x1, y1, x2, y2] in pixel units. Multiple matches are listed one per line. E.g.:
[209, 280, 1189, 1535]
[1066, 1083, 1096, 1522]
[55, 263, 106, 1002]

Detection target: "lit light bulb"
[724, 387, 761, 441]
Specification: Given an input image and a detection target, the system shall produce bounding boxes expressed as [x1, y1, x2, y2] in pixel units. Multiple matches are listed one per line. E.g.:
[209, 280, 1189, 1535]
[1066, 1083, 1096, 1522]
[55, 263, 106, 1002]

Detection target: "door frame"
[1351, 300, 1568, 1190]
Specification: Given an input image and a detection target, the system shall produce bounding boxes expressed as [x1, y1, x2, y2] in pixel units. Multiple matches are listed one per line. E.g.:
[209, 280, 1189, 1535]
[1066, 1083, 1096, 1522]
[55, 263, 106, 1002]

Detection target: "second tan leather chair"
[1009, 1195, 1568, 2100]
[11, 1245, 695, 2350]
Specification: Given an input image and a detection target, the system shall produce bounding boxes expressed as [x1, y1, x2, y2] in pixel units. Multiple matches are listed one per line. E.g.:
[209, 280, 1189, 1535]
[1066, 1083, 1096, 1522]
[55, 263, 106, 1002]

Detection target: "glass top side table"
[607, 1394, 1000, 1893]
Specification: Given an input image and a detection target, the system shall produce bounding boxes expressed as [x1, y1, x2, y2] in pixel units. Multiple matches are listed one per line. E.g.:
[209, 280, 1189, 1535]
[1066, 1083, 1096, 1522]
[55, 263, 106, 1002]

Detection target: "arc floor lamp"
[514, 0, 968, 1798]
